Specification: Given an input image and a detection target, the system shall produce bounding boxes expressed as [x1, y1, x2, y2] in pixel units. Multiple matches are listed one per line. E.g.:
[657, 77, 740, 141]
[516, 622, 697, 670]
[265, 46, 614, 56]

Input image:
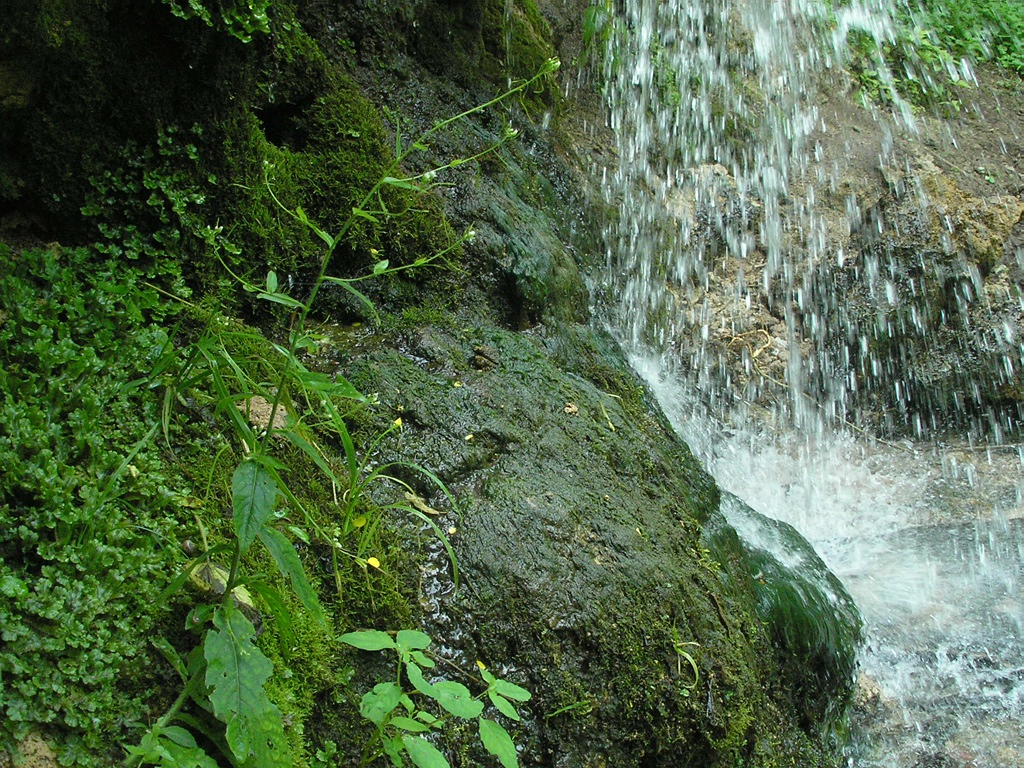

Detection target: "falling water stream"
[598, 0, 1024, 765]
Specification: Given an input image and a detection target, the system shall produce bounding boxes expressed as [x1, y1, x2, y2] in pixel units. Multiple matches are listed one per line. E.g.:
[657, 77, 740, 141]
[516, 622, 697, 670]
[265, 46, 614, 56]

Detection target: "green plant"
[81, 123, 236, 292]
[0, 245, 184, 763]
[669, 626, 700, 697]
[339, 630, 531, 768]
[129, 58, 562, 768]
[911, 0, 1024, 75]
[161, 0, 272, 42]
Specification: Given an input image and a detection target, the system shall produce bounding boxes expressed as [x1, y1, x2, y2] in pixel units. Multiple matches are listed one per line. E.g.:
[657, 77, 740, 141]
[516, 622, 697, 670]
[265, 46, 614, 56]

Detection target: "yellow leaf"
[404, 492, 442, 516]
[352, 516, 367, 528]
[453, 381, 463, 387]
[476, 660, 487, 671]
[448, 526, 457, 535]
[367, 557, 381, 569]
[464, 433, 474, 441]
[393, 416, 403, 427]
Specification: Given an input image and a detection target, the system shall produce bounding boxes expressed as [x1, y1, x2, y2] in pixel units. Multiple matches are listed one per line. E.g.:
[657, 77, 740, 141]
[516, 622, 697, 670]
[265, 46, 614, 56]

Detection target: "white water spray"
[599, 0, 1024, 764]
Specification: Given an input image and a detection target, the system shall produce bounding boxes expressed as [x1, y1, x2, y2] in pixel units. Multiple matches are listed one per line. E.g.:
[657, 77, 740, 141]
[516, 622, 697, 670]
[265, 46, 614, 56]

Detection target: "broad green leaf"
[360, 682, 403, 726]
[127, 728, 220, 768]
[493, 679, 531, 702]
[428, 680, 483, 719]
[405, 661, 434, 696]
[161, 726, 200, 748]
[204, 604, 289, 767]
[266, 270, 278, 292]
[488, 691, 521, 721]
[396, 629, 431, 654]
[479, 718, 519, 768]
[402, 736, 451, 768]
[257, 528, 325, 625]
[232, 460, 278, 555]
[373, 259, 391, 274]
[390, 716, 432, 733]
[339, 630, 396, 651]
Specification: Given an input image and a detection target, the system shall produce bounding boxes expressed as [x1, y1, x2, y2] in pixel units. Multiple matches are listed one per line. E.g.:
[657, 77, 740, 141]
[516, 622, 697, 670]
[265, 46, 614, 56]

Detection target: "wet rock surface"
[339, 321, 861, 766]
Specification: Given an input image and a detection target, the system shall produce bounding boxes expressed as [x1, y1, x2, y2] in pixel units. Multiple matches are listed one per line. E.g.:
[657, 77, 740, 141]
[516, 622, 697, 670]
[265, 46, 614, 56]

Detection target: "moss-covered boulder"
[333, 319, 861, 767]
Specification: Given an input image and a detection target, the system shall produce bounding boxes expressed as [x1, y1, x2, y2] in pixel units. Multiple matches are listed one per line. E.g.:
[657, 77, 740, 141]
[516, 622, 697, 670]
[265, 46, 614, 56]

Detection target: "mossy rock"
[337, 318, 860, 767]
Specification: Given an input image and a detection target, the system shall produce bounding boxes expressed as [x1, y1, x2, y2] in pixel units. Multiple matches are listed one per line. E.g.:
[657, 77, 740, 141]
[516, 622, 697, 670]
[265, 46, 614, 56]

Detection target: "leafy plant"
[160, 0, 272, 42]
[0, 245, 183, 762]
[81, 123, 236, 292]
[129, 58, 561, 767]
[339, 630, 531, 768]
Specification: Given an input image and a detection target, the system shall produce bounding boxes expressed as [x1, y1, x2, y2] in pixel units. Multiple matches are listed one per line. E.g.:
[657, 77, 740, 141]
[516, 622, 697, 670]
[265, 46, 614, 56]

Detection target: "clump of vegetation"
[909, 0, 1024, 75]
[846, 0, 1024, 110]
[0, 245, 183, 763]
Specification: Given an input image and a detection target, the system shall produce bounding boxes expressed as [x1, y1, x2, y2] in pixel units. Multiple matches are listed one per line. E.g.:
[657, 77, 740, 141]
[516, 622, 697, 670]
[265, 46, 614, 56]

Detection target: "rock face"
[341, 322, 861, 767]
[647, 65, 1024, 437]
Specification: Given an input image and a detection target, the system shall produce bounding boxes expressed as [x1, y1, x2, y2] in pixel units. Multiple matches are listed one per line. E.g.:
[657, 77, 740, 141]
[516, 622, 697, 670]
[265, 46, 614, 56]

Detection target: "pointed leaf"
[321, 275, 379, 320]
[493, 679, 532, 702]
[281, 429, 340, 487]
[296, 369, 367, 400]
[266, 271, 278, 292]
[203, 604, 289, 767]
[429, 680, 483, 719]
[160, 726, 201, 749]
[232, 460, 278, 555]
[247, 579, 295, 649]
[296, 206, 335, 247]
[258, 527, 326, 625]
[340, 630, 396, 651]
[391, 716, 432, 733]
[382, 176, 421, 191]
[488, 691, 521, 721]
[352, 207, 380, 223]
[360, 681, 403, 725]
[152, 636, 188, 683]
[402, 736, 451, 768]
[257, 291, 306, 309]
[479, 718, 519, 768]
[406, 661, 435, 696]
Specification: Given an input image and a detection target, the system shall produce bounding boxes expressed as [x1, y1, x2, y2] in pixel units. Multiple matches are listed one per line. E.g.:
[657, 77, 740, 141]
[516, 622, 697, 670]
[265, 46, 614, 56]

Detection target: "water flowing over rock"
[591, 0, 1024, 764]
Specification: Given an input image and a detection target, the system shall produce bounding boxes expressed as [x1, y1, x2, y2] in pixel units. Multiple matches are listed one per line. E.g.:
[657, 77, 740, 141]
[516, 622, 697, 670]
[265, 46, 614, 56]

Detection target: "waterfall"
[598, 0, 1024, 765]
